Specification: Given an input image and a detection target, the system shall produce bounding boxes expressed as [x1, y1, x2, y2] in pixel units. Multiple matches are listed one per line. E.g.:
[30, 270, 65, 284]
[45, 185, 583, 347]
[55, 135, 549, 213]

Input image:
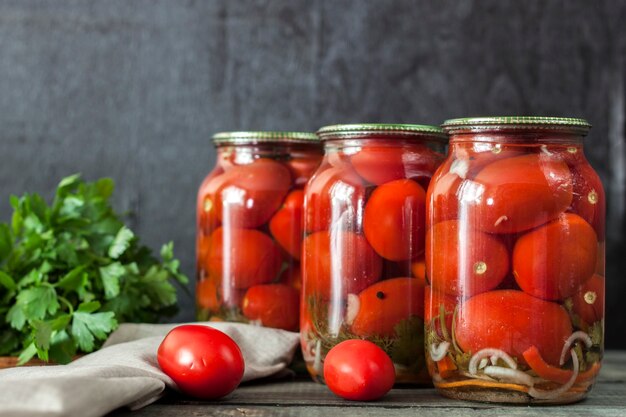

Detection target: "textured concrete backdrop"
[0, 1, 624, 345]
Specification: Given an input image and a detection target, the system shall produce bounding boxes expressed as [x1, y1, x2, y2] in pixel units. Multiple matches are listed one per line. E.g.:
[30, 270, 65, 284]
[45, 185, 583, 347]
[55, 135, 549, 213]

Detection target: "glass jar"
[301, 124, 447, 384]
[196, 131, 322, 331]
[426, 117, 605, 404]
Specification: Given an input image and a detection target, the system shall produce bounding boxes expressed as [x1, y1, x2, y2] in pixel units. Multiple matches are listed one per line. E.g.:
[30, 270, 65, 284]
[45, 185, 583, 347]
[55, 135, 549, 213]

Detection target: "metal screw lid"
[212, 131, 319, 145]
[316, 123, 447, 141]
[442, 116, 592, 135]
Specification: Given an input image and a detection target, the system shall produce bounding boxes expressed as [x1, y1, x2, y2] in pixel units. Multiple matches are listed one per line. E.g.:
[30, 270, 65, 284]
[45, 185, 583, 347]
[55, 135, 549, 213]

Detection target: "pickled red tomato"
[213, 158, 291, 229]
[207, 227, 282, 289]
[286, 156, 321, 187]
[269, 190, 304, 260]
[363, 179, 426, 261]
[425, 286, 456, 338]
[455, 290, 572, 366]
[513, 213, 597, 301]
[411, 256, 426, 283]
[427, 145, 523, 224]
[569, 162, 605, 240]
[571, 274, 605, 326]
[303, 231, 382, 299]
[197, 170, 225, 235]
[468, 154, 573, 233]
[348, 277, 424, 338]
[426, 220, 509, 297]
[196, 278, 219, 312]
[305, 165, 365, 233]
[350, 144, 441, 185]
[242, 284, 300, 331]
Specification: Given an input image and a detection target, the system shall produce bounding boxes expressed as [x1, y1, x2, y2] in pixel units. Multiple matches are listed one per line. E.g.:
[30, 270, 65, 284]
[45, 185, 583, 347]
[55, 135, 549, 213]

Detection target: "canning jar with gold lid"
[301, 123, 447, 384]
[426, 116, 605, 404]
[196, 131, 322, 331]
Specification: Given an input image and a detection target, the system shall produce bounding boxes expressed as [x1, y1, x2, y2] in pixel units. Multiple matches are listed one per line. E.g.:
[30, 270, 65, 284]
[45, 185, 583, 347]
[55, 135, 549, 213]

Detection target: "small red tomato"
[571, 274, 605, 326]
[286, 156, 322, 187]
[363, 179, 426, 261]
[302, 231, 382, 299]
[157, 325, 245, 399]
[269, 190, 304, 260]
[208, 227, 282, 289]
[324, 340, 395, 401]
[213, 158, 291, 229]
[513, 213, 598, 300]
[348, 277, 424, 338]
[568, 162, 605, 240]
[426, 220, 510, 297]
[350, 143, 440, 185]
[305, 165, 365, 233]
[242, 284, 300, 331]
[455, 290, 572, 366]
[197, 168, 226, 235]
[468, 154, 573, 233]
[196, 278, 220, 312]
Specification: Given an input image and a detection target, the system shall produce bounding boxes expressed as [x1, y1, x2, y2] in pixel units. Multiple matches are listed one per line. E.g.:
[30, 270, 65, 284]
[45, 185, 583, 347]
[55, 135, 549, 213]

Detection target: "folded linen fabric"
[0, 322, 300, 417]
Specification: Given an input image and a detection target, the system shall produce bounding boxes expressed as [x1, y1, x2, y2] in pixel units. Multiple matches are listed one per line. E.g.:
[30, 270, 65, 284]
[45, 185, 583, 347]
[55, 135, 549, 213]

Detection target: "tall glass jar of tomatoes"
[196, 131, 322, 331]
[301, 124, 447, 384]
[426, 117, 605, 404]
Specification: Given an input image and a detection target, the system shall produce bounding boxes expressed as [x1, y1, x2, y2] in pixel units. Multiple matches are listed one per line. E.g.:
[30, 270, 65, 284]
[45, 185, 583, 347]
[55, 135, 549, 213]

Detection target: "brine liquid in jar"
[301, 124, 447, 384]
[196, 131, 322, 331]
[426, 117, 605, 404]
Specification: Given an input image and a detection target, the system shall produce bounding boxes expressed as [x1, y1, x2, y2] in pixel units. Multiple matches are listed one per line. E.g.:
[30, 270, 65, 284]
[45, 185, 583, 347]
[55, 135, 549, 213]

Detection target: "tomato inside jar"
[301, 124, 446, 384]
[426, 117, 605, 404]
[196, 131, 322, 331]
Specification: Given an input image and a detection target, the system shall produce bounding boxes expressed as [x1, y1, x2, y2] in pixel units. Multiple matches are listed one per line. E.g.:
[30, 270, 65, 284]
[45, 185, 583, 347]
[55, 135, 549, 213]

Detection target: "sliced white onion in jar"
[483, 366, 535, 387]
[313, 340, 323, 375]
[344, 293, 359, 326]
[479, 358, 489, 370]
[530, 348, 579, 400]
[429, 341, 450, 362]
[469, 348, 517, 375]
[560, 331, 593, 366]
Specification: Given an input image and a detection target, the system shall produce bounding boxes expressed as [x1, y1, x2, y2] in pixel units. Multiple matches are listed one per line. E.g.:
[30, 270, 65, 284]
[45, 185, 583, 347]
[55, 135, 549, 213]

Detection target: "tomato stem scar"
[474, 262, 487, 275]
[584, 291, 597, 305]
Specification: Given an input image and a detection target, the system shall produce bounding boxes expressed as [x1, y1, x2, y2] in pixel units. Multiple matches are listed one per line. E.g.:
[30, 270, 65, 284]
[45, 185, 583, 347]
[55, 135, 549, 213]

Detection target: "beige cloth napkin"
[0, 322, 300, 417]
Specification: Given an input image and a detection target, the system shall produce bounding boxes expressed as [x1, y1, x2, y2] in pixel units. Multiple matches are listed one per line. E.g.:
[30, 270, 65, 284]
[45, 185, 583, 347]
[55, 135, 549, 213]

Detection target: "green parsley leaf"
[108, 226, 134, 259]
[71, 310, 117, 352]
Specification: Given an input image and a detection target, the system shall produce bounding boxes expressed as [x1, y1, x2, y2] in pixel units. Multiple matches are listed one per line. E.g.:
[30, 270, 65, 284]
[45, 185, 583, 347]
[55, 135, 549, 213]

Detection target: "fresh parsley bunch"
[0, 174, 188, 364]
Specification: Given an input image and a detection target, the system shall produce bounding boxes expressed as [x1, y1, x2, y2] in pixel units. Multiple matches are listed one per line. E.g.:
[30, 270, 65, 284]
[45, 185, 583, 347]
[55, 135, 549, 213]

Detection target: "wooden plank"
[108, 351, 626, 416]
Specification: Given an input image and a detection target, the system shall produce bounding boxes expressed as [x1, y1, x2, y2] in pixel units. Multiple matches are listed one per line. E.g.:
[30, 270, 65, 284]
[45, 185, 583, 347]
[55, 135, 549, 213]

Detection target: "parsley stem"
[58, 296, 74, 315]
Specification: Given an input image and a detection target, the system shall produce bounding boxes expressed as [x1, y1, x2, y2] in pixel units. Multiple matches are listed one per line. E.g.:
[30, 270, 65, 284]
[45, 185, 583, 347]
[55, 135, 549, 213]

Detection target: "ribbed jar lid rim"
[212, 131, 319, 145]
[442, 116, 591, 134]
[316, 123, 447, 141]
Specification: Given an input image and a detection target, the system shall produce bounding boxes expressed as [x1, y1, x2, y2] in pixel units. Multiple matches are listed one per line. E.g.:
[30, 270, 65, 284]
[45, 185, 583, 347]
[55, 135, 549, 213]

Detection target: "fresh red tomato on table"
[323, 339, 395, 401]
[157, 325, 245, 399]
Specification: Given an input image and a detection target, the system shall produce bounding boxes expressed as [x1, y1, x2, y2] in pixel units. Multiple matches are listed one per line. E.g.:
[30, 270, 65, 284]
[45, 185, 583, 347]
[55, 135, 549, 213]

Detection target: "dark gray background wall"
[0, 0, 624, 346]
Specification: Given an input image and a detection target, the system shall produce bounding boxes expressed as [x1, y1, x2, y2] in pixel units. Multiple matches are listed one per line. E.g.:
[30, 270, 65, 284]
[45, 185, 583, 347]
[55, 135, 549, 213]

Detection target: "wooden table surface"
[110, 351, 626, 417]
